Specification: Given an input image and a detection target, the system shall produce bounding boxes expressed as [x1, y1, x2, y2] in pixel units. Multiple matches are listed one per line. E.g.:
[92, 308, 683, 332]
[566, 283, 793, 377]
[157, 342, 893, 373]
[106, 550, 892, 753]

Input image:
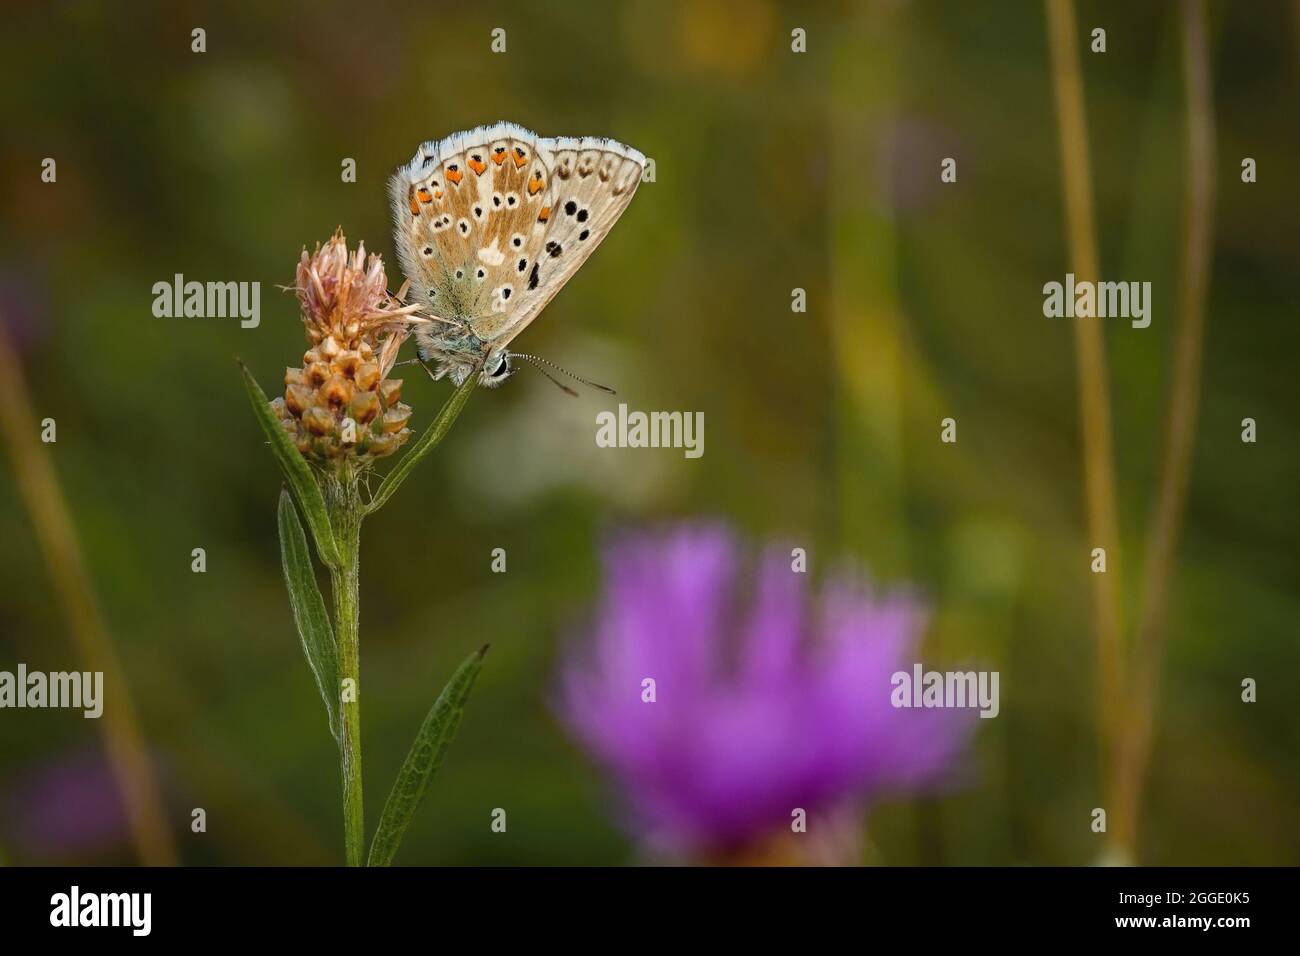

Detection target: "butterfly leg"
[416, 359, 443, 383]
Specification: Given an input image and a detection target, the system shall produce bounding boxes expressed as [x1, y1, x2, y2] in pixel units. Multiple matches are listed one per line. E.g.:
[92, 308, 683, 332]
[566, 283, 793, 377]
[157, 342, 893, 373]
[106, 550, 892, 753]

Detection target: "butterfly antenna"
[512, 353, 616, 395]
[516, 356, 579, 397]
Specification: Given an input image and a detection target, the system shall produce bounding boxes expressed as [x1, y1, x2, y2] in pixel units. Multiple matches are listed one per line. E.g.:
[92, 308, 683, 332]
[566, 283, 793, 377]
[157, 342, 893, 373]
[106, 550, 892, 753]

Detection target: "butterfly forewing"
[389, 122, 644, 371]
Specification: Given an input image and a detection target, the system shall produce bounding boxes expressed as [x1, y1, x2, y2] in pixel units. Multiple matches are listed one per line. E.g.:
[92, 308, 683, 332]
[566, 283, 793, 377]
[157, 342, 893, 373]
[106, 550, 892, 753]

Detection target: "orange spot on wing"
[537, 206, 550, 223]
[408, 198, 420, 215]
[433, 189, 443, 199]
[416, 188, 433, 203]
[527, 175, 544, 196]
[468, 158, 487, 175]
[512, 152, 528, 168]
[446, 168, 463, 185]
[492, 148, 508, 165]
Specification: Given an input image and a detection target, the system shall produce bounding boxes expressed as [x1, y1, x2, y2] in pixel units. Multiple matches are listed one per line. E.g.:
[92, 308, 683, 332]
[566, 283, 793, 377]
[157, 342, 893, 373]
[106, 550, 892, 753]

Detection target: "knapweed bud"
[272, 229, 424, 468]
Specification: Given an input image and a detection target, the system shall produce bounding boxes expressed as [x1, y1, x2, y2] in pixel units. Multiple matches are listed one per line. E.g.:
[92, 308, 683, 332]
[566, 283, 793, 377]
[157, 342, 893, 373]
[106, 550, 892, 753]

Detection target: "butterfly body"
[388, 122, 645, 387]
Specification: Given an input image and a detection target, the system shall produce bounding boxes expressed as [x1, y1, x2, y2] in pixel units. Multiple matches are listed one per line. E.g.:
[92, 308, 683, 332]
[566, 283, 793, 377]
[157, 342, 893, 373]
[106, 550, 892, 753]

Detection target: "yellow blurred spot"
[681, 0, 774, 77]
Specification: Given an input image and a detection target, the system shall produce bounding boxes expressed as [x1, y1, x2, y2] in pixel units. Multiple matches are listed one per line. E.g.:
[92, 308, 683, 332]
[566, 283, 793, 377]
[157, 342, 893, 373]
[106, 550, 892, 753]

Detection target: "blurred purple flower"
[558, 523, 974, 858]
[877, 116, 964, 215]
[1, 748, 132, 860]
[0, 266, 51, 355]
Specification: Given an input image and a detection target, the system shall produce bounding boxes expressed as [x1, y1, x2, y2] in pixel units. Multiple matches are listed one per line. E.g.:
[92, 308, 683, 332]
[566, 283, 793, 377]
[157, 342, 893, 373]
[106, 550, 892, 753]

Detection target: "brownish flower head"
[271, 229, 423, 467]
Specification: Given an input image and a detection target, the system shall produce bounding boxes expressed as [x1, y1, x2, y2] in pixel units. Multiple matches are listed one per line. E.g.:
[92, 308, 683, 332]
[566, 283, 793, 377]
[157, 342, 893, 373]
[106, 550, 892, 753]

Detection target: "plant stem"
[1045, 0, 1127, 836]
[1115, 0, 1215, 858]
[327, 474, 365, 866]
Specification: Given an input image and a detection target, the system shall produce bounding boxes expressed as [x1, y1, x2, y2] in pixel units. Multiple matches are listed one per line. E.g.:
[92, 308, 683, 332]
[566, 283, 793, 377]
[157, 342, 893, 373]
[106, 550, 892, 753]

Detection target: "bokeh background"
[1, 0, 1297, 865]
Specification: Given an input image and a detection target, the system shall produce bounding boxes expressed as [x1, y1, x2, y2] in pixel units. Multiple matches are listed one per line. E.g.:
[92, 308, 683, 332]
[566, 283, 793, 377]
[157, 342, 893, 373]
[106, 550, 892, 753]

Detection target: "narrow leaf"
[366, 371, 476, 514]
[277, 488, 340, 741]
[240, 360, 340, 568]
[367, 646, 488, 866]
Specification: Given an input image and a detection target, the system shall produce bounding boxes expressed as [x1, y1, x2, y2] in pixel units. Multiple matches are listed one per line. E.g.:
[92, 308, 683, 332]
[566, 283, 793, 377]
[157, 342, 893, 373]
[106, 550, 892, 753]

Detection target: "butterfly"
[388, 121, 645, 389]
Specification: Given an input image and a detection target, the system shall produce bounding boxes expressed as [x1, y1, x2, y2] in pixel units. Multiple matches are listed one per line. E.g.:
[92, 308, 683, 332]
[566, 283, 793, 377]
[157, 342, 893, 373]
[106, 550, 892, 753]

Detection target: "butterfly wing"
[389, 122, 644, 357]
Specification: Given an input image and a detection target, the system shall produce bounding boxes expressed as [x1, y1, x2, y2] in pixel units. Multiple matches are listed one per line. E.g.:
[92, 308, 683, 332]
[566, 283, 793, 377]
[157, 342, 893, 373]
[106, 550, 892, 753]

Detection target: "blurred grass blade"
[0, 321, 177, 866]
[240, 361, 340, 568]
[366, 371, 476, 514]
[277, 487, 341, 742]
[367, 646, 488, 866]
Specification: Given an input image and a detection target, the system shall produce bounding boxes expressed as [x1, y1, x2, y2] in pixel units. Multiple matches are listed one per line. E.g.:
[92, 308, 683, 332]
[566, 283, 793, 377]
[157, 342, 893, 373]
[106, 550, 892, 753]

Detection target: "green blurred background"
[1, 0, 1297, 865]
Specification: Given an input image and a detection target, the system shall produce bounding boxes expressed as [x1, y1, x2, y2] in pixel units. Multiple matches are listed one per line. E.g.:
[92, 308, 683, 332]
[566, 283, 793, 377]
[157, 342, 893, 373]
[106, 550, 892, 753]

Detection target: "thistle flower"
[271, 229, 422, 467]
[558, 524, 973, 862]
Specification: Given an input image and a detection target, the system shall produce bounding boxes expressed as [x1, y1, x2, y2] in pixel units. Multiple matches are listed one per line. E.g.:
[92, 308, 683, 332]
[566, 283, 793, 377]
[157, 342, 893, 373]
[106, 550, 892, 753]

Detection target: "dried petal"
[322, 375, 354, 408]
[302, 406, 334, 436]
[336, 350, 362, 377]
[377, 378, 402, 407]
[355, 362, 381, 392]
[350, 390, 380, 425]
[284, 383, 313, 416]
[381, 404, 411, 434]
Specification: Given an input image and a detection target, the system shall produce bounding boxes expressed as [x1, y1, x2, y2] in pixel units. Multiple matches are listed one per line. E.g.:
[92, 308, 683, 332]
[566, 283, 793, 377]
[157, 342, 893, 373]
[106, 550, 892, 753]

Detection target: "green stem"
[327, 474, 365, 866]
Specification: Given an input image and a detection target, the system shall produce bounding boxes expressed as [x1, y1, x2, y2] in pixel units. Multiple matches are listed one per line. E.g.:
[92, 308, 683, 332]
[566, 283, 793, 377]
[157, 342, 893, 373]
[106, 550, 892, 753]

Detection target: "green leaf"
[277, 488, 341, 742]
[366, 369, 476, 514]
[367, 645, 488, 866]
[240, 360, 341, 568]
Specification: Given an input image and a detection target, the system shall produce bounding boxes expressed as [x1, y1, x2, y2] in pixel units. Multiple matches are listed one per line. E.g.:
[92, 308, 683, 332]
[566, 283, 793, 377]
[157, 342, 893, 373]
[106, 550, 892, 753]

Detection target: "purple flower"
[558, 524, 974, 859]
[0, 748, 133, 860]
